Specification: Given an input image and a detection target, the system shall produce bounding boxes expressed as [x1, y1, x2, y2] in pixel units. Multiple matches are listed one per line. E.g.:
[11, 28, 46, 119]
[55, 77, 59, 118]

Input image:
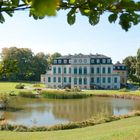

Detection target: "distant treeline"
[0, 47, 61, 81]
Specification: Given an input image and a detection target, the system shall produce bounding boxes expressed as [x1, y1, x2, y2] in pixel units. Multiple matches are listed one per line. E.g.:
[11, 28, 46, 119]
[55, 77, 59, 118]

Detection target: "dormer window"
[58, 59, 62, 64]
[64, 59, 67, 64]
[102, 59, 106, 64]
[96, 59, 100, 63]
[107, 59, 111, 63]
[54, 60, 57, 64]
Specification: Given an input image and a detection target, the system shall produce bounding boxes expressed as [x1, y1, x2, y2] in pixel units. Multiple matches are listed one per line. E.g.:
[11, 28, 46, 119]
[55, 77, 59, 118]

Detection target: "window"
[74, 59, 77, 63]
[58, 67, 61, 74]
[48, 77, 51, 82]
[69, 67, 71, 74]
[96, 59, 100, 64]
[91, 67, 94, 74]
[79, 78, 82, 85]
[58, 77, 61, 83]
[53, 67, 56, 74]
[102, 77, 106, 83]
[102, 67, 106, 74]
[64, 59, 67, 64]
[102, 59, 106, 64]
[108, 67, 111, 74]
[84, 78, 87, 84]
[91, 77, 94, 83]
[69, 59, 72, 64]
[108, 77, 111, 83]
[64, 77, 67, 83]
[54, 60, 57, 64]
[84, 67, 87, 74]
[91, 59, 95, 64]
[114, 77, 117, 83]
[58, 59, 62, 64]
[69, 77, 71, 83]
[107, 59, 111, 64]
[74, 78, 77, 84]
[97, 77, 100, 83]
[74, 67, 77, 74]
[97, 67, 100, 74]
[53, 77, 56, 82]
[64, 67, 67, 74]
[79, 67, 82, 74]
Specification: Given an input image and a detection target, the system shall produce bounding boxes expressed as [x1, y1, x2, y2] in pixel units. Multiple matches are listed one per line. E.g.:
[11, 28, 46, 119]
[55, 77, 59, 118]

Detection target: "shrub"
[18, 91, 36, 98]
[15, 83, 24, 89]
[119, 88, 129, 92]
[33, 84, 41, 87]
[0, 93, 10, 110]
[41, 90, 90, 99]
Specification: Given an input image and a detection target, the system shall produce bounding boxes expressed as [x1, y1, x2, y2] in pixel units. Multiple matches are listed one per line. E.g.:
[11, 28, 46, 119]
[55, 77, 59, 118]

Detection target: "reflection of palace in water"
[1, 97, 140, 125]
[52, 97, 113, 121]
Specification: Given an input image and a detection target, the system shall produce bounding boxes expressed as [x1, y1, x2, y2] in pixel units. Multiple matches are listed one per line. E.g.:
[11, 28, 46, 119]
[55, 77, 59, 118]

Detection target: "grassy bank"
[0, 116, 140, 140]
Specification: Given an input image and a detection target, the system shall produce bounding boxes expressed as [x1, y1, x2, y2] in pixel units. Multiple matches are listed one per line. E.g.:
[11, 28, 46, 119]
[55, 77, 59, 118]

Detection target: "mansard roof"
[56, 53, 110, 59]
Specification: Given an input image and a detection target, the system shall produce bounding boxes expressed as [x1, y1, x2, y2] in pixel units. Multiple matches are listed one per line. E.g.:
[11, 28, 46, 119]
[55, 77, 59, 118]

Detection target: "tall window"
[58, 67, 61, 74]
[58, 77, 61, 83]
[74, 78, 77, 84]
[108, 77, 111, 83]
[74, 67, 77, 74]
[91, 77, 94, 83]
[91, 67, 94, 74]
[69, 77, 71, 83]
[64, 77, 67, 83]
[64, 67, 67, 74]
[84, 67, 87, 74]
[97, 67, 100, 74]
[53, 77, 56, 82]
[108, 67, 111, 74]
[102, 77, 106, 83]
[114, 77, 117, 83]
[84, 78, 87, 84]
[69, 67, 71, 74]
[79, 67, 82, 74]
[102, 67, 106, 74]
[48, 77, 51, 82]
[97, 77, 100, 83]
[53, 67, 56, 74]
[79, 78, 82, 85]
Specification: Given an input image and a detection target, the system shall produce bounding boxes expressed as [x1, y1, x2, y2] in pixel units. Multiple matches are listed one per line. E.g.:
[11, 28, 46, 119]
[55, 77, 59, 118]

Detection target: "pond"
[1, 96, 140, 126]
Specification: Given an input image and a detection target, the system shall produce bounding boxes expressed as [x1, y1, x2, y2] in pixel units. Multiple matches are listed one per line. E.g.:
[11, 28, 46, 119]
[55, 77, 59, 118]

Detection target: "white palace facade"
[45, 54, 122, 89]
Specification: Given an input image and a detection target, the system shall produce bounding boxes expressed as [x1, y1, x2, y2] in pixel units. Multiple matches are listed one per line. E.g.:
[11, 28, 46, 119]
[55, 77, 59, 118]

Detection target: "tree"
[32, 52, 48, 81]
[136, 48, 140, 85]
[47, 52, 61, 66]
[0, 0, 140, 31]
[123, 56, 137, 82]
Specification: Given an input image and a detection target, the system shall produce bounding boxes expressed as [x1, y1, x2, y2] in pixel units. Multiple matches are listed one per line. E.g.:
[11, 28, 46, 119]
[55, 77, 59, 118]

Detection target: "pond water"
[1, 96, 140, 126]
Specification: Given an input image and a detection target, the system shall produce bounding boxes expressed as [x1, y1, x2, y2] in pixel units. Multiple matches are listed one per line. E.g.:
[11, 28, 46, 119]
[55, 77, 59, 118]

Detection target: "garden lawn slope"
[0, 116, 140, 140]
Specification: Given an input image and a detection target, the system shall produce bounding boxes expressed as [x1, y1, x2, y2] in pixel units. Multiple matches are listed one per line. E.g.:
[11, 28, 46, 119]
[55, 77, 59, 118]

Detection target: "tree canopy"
[0, 0, 140, 31]
[0, 47, 61, 81]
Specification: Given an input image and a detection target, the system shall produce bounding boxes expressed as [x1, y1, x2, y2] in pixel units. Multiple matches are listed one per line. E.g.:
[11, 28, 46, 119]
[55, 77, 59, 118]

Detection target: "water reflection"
[0, 96, 140, 126]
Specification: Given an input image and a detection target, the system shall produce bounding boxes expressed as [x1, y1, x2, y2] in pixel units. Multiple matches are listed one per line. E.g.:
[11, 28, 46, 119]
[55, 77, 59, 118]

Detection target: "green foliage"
[0, 47, 48, 81]
[15, 83, 25, 89]
[0, 0, 140, 30]
[41, 90, 90, 99]
[0, 93, 10, 109]
[18, 91, 36, 98]
[119, 88, 129, 92]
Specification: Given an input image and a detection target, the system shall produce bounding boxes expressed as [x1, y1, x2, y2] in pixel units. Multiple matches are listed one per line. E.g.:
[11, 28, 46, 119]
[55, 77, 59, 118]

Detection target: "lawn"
[0, 116, 140, 140]
[0, 82, 45, 94]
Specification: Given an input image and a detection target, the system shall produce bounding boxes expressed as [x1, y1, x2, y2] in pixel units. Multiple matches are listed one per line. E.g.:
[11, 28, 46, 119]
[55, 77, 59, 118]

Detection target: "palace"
[43, 53, 127, 89]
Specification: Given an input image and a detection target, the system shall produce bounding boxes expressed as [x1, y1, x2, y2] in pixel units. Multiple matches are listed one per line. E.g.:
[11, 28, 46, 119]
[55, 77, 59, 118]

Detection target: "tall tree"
[32, 52, 48, 81]
[136, 48, 140, 85]
[123, 56, 137, 82]
[0, 0, 140, 31]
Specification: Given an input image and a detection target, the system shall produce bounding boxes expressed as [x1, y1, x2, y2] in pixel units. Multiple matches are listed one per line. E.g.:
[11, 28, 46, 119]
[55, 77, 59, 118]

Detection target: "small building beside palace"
[44, 53, 127, 90]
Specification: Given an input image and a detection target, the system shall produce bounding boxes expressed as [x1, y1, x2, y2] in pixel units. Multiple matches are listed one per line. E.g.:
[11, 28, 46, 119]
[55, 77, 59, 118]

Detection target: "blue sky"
[0, 10, 140, 63]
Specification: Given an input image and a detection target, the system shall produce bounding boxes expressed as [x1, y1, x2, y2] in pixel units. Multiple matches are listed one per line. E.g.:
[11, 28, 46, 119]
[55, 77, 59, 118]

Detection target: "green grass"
[0, 82, 45, 94]
[0, 116, 140, 140]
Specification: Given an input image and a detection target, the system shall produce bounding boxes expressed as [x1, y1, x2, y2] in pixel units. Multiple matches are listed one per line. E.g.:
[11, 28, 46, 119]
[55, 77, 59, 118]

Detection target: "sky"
[0, 10, 140, 63]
